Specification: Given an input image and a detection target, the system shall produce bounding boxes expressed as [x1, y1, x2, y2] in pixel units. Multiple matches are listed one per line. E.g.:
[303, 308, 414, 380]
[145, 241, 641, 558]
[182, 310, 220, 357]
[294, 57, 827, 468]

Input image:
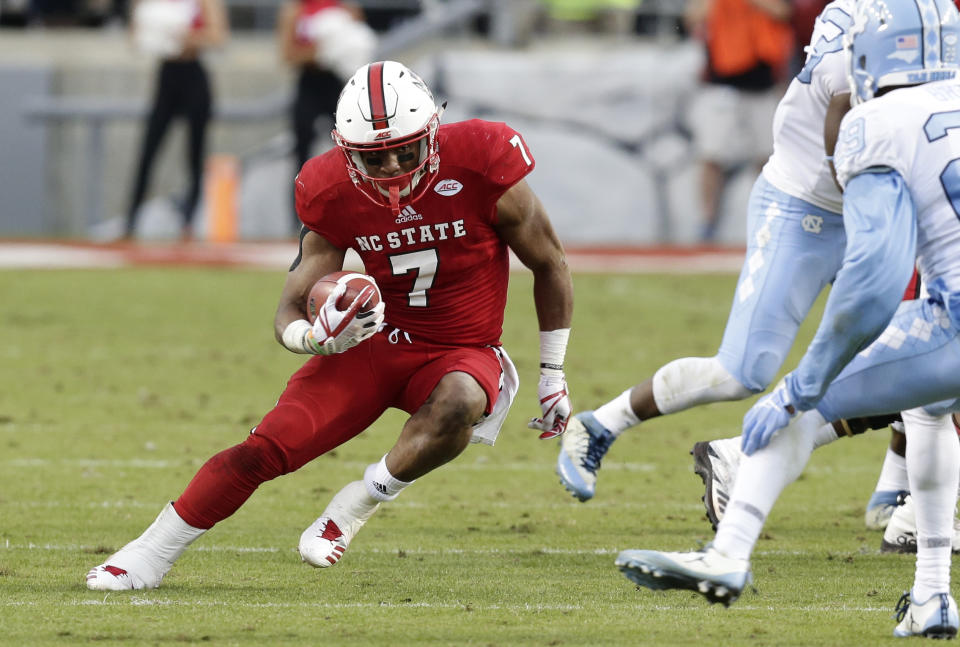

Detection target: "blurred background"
[0, 0, 820, 247]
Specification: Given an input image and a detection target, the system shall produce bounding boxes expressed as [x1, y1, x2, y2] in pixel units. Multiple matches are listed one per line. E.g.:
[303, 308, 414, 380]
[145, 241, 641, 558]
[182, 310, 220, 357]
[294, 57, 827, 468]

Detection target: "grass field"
[0, 267, 936, 645]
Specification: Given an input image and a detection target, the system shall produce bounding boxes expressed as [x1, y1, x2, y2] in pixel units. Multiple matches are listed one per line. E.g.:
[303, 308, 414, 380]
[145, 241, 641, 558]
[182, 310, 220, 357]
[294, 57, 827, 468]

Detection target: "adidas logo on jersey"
[395, 205, 423, 224]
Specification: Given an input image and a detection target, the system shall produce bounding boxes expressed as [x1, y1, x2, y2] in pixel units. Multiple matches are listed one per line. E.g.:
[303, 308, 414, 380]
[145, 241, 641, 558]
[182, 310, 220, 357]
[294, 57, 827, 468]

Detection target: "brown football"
[307, 271, 381, 323]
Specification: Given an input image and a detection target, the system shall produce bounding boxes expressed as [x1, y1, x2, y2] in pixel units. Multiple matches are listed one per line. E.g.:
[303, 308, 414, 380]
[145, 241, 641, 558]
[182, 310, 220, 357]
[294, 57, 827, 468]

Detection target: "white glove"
[309, 282, 385, 355]
[527, 372, 571, 440]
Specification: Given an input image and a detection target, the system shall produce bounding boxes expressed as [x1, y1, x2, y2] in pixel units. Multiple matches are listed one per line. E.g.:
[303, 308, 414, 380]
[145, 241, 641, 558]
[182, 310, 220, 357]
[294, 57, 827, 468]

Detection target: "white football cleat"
[85, 564, 152, 591]
[882, 494, 918, 553]
[85, 503, 203, 591]
[556, 411, 616, 502]
[691, 437, 742, 530]
[299, 480, 380, 568]
[616, 544, 752, 607]
[865, 489, 908, 531]
[881, 494, 960, 554]
[893, 591, 959, 639]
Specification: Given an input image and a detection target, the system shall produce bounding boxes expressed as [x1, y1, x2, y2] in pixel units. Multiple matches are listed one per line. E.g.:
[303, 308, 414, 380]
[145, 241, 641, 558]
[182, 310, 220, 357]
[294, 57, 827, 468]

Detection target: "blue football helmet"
[846, 0, 960, 105]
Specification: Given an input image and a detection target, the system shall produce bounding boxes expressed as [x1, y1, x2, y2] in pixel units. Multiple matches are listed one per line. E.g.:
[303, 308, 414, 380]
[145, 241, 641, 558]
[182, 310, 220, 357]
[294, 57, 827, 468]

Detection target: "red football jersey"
[296, 119, 536, 346]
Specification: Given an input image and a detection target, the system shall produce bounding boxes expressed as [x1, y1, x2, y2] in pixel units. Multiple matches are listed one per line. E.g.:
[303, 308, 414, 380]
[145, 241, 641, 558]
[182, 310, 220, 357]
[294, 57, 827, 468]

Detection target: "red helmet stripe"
[367, 62, 389, 130]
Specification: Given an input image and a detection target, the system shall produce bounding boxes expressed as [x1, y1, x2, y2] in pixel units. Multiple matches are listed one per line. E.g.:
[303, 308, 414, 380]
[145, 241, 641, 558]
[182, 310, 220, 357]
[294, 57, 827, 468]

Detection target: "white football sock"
[875, 448, 910, 494]
[364, 455, 414, 502]
[107, 502, 206, 587]
[714, 410, 823, 561]
[812, 422, 839, 449]
[593, 388, 640, 436]
[903, 409, 958, 601]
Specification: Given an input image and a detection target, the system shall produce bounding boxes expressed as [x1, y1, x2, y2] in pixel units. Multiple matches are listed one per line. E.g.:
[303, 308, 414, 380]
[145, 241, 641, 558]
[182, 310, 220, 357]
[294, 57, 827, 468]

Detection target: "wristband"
[281, 319, 319, 354]
[539, 328, 569, 376]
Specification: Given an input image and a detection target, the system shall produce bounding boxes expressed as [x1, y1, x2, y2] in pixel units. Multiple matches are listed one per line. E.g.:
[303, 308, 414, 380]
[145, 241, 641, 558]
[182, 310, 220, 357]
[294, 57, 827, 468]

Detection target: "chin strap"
[389, 185, 401, 215]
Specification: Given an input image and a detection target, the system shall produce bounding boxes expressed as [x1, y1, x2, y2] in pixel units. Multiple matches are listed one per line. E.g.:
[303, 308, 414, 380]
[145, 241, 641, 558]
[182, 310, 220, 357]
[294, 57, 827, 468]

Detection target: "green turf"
[0, 268, 932, 645]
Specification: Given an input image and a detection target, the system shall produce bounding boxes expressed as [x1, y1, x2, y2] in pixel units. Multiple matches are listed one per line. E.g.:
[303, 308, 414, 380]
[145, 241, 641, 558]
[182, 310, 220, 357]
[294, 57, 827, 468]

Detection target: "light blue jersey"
[788, 80, 960, 421]
[715, 0, 855, 393]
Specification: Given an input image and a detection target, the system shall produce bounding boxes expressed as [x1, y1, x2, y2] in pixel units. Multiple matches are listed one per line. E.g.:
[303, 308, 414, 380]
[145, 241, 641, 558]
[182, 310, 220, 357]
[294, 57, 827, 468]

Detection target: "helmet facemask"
[333, 112, 440, 213]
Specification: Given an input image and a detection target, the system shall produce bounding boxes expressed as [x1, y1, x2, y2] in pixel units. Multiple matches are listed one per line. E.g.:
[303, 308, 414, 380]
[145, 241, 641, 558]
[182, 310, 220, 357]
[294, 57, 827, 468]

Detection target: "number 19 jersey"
[835, 80, 960, 294]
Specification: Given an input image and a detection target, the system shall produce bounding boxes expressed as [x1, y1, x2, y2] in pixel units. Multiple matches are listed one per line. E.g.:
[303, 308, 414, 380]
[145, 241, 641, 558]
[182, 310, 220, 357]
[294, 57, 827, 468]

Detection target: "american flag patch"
[897, 35, 919, 49]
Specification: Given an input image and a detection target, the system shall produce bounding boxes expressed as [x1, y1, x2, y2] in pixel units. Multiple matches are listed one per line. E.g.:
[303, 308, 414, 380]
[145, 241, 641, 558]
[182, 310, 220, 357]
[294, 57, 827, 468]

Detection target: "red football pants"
[174, 330, 502, 528]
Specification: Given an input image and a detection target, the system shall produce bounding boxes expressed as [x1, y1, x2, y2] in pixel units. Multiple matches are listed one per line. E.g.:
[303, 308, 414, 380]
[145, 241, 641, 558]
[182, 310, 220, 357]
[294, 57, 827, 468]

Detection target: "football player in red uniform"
[86, 60, 574, 590]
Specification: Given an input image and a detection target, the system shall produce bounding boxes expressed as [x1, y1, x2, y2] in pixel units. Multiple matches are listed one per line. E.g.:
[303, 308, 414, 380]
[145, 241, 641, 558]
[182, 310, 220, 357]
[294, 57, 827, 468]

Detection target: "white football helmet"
[332, 61, 442, 212]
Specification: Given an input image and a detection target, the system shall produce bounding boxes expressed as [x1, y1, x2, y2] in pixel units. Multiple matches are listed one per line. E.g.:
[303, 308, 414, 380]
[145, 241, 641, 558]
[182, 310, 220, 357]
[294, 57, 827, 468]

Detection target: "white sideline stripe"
[1, 599, 895, 613]
[0, 245, 125, 269]
[0, 242, 744, 273]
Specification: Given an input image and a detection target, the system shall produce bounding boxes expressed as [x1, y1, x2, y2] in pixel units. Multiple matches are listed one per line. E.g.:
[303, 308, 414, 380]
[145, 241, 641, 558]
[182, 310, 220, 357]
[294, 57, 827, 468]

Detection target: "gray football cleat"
[691, 438, 742, 530]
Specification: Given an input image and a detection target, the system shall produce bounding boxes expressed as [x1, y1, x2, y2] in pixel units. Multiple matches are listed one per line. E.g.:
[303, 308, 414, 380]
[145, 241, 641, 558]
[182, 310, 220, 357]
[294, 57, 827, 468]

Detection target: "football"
[306, 271, 381, 324]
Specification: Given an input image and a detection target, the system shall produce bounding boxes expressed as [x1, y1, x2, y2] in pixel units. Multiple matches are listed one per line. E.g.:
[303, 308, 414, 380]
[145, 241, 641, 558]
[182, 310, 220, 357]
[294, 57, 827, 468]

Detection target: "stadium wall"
[0, 30, 756, 245]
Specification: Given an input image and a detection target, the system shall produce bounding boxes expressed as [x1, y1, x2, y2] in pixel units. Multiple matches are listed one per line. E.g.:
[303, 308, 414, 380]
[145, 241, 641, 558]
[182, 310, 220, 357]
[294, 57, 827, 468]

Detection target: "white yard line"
[0, 541, 841, 558]
[0, 597, 895, 614]
[0, 456, 887, 478]
[1, 457, 658, 472]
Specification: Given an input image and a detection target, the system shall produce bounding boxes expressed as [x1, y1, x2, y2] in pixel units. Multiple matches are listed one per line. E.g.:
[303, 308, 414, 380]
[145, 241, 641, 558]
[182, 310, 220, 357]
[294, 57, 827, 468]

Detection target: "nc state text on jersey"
[354, 219, 467, 251]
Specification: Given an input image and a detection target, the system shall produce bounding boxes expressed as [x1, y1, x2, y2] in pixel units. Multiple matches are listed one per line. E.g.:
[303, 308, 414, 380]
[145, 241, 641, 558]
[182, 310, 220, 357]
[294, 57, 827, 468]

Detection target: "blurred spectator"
[29, 0, 77, 25]
[684, 0, 793, 242]
[277, 0, 375, 233]
[124, 0, 228, 241]
[1, 0, 119, 28]
[0, 0, 31, 26]
[110, 0, 128, 24]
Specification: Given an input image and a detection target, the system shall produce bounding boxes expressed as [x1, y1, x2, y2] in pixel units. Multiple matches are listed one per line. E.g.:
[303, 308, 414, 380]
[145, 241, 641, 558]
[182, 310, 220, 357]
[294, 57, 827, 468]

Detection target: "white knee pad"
[652, 356, 753, 415]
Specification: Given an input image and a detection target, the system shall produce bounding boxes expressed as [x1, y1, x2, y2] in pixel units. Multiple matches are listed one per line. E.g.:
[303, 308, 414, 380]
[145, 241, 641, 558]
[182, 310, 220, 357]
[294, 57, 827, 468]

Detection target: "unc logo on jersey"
[434, 179, 463, 196]
[801, 214, 824, 234]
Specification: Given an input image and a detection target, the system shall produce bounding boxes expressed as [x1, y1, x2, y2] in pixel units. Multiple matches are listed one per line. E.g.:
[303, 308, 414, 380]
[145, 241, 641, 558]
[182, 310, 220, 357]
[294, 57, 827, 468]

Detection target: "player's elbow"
[528, 251, 569, 277]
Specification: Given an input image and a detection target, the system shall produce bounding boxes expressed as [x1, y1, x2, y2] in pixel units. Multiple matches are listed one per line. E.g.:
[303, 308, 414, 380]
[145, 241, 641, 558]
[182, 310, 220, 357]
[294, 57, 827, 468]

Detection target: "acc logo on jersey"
[434, 179, 463, 196]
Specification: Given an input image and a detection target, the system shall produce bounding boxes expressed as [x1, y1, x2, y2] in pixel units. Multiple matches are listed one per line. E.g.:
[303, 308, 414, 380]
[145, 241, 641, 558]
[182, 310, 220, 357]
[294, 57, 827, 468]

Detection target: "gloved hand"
[742, 381, 797, 456]
[309, 282, 385, 355]
[527, 372, 571, 439]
